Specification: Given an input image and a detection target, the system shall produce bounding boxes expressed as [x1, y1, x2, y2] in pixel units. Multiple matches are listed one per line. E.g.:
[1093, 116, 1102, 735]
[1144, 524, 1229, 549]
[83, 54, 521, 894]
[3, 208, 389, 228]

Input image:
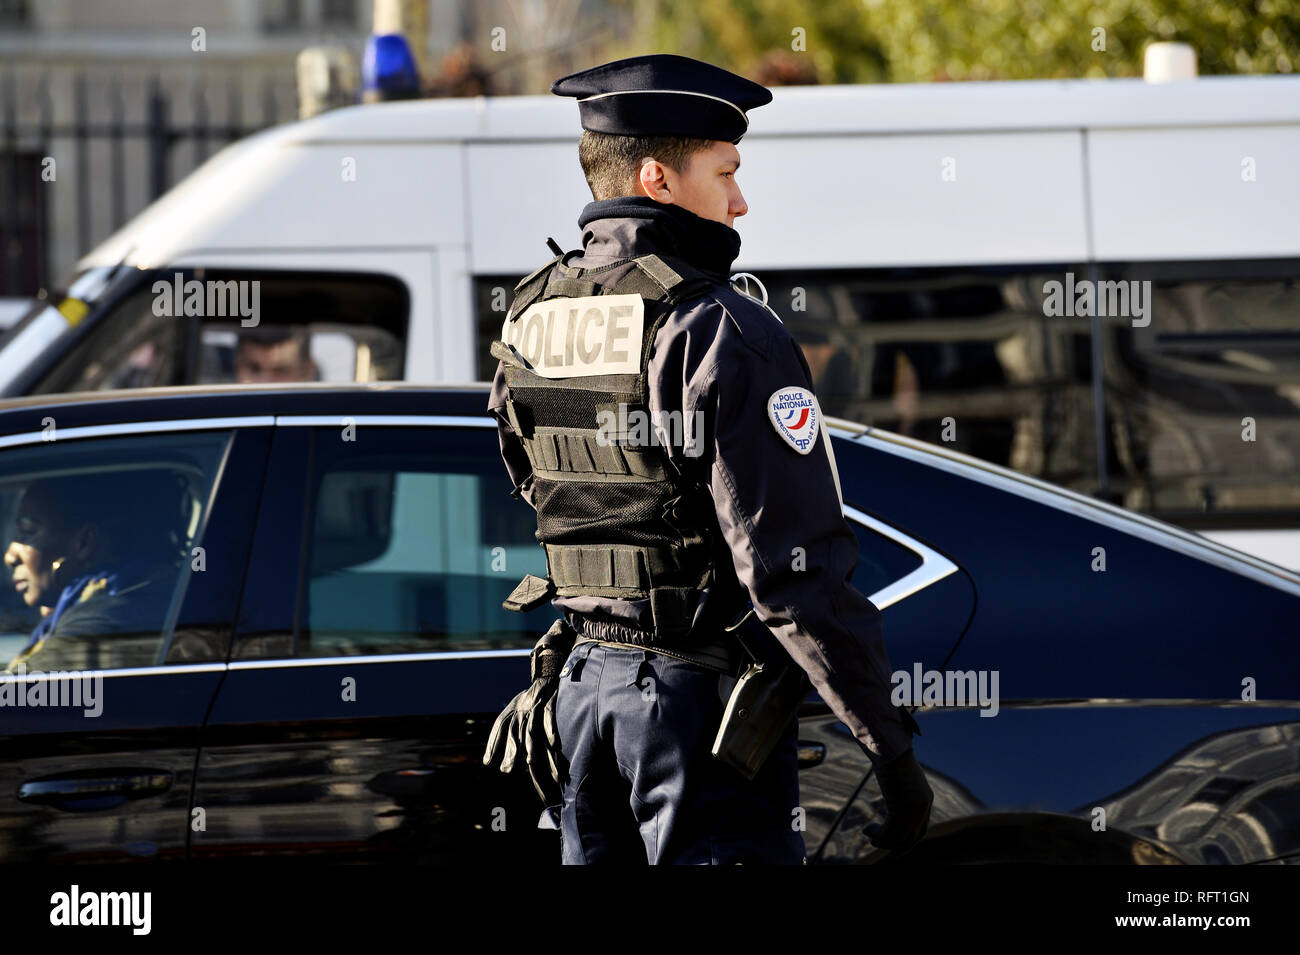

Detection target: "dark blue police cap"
[551, 54, 772, 144]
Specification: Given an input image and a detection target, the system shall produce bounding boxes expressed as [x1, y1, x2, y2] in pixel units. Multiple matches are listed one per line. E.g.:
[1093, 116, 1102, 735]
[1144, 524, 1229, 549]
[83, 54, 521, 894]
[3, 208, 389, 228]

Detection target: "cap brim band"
[576, 89, 751, 143]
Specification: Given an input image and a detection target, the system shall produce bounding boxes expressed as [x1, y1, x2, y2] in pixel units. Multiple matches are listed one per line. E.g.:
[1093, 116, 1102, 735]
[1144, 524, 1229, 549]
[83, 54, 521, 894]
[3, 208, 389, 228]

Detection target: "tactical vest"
[491, 248, 743, 648]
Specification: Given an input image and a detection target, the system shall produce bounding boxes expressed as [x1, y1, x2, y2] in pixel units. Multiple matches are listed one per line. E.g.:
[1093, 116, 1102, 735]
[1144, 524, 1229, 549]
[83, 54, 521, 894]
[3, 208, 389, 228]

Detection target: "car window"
[0, 430, 230, 671]
[847, 517, 925, 599]
[292, 426, 936, 658]
[296, 427, 548, 658]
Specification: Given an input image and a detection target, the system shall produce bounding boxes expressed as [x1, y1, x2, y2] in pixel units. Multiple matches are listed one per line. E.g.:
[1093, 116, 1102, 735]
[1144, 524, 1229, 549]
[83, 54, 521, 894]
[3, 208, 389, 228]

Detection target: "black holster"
[710, 608, 811, 780]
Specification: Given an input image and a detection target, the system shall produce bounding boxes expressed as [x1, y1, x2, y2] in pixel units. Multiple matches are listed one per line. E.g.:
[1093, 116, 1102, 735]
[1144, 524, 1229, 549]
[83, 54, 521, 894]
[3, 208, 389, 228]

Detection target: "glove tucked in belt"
[482, 617, 576, 806]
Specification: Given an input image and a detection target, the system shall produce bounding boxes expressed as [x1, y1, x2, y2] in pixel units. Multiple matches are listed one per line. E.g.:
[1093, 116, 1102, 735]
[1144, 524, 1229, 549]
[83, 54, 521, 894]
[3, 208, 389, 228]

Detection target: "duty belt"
[572, 632, 742, 675]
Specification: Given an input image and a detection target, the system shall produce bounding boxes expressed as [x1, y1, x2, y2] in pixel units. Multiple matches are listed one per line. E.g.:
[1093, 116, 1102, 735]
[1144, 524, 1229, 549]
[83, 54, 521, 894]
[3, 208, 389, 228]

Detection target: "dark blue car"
[0, 384, 1295, 864]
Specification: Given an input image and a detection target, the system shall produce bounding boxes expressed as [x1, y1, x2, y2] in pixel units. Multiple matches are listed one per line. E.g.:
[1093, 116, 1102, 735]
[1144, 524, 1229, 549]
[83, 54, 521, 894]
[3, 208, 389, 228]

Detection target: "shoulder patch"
[768, 386, 820, 454]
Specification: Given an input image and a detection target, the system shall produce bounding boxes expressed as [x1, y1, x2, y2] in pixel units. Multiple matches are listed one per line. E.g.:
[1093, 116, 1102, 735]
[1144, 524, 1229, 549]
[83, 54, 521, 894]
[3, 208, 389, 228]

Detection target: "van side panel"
[466, 142, 593, 274]
[1089, 126, 1300, 260]
[735, 132, 1089, 268]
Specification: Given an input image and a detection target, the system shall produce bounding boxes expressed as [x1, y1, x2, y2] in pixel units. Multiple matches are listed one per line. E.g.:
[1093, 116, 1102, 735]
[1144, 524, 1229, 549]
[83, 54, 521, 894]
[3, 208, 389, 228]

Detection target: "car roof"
[0, 382, 495, 437]
[0, 381, 874, 439]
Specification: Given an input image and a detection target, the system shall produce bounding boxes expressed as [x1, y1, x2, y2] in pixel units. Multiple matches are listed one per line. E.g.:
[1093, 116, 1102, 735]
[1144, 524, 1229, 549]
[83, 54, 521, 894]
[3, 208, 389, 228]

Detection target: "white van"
[2, 74, 1298, 565]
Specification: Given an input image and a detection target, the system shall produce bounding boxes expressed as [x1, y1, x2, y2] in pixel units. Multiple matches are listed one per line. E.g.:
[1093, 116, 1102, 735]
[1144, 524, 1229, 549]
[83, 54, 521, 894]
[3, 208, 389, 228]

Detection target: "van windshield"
[0, 267, 121, 395]
[4, 267, 409, 396]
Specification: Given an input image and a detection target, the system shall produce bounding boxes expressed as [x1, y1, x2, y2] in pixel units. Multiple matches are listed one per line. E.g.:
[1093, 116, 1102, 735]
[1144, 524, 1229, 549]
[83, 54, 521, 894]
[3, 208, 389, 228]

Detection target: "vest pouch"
[502, 573, 557, 613]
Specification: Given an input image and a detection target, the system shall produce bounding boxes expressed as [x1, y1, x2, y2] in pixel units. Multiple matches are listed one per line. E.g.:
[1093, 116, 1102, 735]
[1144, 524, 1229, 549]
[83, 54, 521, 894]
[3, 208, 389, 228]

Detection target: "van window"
[475, 261, 1300, 530]
[477, 265, 1096, 488]
[32, 269, 408, 393]
[1098, 259, 1300, 524]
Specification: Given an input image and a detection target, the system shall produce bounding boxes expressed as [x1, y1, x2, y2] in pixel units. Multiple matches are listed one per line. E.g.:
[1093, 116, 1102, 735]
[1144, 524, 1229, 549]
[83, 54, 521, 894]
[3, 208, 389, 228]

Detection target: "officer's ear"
[638, 157, 673, 203]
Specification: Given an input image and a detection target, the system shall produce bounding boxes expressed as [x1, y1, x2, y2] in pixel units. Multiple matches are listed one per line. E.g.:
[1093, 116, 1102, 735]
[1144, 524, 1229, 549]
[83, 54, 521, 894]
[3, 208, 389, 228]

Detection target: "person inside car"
[234, 325, 320, 383]
[4, 470, 189, 672]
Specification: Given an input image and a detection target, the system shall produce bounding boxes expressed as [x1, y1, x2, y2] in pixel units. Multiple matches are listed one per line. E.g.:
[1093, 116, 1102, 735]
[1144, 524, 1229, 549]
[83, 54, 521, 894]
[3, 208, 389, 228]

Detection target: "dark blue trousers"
[552, 639, 806, 865]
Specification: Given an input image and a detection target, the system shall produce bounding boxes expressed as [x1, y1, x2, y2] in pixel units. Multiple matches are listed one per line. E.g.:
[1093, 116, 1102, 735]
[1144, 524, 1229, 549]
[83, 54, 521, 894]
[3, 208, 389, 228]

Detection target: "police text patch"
[501, 294, 644, 378]
[768, 386, 819, 454]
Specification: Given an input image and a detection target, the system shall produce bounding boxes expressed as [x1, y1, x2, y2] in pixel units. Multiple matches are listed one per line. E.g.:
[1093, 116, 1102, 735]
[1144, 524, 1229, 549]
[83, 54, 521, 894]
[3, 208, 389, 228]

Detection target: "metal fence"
[0, 68, 295, 296]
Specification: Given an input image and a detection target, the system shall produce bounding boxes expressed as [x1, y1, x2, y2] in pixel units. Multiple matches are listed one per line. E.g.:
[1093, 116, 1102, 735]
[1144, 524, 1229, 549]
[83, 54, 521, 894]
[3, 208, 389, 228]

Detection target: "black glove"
[482, 618, 576, 806]
[862, 746, 933, 857]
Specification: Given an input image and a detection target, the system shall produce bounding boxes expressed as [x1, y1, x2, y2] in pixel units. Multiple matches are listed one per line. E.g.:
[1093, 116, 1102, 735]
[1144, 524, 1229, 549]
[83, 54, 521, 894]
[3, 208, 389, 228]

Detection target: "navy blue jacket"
[488, 197, 916, 762]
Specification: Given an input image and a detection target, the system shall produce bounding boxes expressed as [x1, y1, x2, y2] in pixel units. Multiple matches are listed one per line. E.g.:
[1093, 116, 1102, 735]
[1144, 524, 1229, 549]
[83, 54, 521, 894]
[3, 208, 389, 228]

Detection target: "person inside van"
[3, 471, 188, 672]
[235, 325, 320, 384]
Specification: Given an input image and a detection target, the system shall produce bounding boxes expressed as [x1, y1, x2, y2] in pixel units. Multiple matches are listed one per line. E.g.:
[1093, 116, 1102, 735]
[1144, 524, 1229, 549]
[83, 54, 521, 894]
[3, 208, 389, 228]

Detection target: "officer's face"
[641, 140, 748, 229]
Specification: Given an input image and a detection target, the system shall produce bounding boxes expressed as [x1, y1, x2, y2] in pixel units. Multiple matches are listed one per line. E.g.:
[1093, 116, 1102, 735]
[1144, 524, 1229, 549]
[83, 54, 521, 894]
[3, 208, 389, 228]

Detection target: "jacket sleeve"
[487, 358, 536, 510]
[679, 294, 917, 764]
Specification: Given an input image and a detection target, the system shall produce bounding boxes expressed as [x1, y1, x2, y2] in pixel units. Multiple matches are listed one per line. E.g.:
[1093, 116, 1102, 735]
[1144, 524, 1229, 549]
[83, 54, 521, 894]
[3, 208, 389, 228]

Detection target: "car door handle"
[369, 767, 441, 798]
[797, 742, 826, 769]
[17, 770, 174, 810]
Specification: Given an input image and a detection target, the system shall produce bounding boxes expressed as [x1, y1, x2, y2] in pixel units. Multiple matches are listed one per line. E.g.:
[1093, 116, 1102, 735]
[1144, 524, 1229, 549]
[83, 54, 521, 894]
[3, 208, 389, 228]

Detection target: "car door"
[795, 431, 976, 858]
[0, 421, 268, 861]
[191, 418, 559, 863]
[813, 427, 1300, 864]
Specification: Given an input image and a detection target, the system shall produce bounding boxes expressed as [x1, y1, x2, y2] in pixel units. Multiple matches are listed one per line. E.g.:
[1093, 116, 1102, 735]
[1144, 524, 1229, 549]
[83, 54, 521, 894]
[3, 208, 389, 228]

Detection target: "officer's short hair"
[577, 129, 716, 200]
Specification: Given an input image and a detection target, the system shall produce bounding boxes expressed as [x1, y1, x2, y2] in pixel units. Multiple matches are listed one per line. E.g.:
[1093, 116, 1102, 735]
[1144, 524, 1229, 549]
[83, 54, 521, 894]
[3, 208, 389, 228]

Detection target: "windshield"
[0, 267, 119, 394]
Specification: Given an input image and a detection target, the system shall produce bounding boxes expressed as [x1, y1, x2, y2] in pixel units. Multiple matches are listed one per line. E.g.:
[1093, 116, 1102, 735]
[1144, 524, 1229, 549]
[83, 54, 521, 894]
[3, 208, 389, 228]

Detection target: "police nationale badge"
[767, 386, 819, 454]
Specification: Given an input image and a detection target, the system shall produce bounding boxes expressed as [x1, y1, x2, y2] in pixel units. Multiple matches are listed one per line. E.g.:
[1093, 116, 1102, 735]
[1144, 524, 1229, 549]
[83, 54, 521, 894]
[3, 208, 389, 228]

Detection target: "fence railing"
[0, 68, 295, 296]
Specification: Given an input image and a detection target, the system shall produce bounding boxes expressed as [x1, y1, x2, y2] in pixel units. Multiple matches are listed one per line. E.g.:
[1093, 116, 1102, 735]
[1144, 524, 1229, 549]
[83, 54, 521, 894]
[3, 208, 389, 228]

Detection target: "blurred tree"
[623, 0, 1297, 83]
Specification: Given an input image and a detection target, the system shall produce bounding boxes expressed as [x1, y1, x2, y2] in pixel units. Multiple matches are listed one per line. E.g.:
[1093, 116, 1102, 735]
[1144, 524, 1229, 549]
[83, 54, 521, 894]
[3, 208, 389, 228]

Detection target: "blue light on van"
[362, 33, 420, 102]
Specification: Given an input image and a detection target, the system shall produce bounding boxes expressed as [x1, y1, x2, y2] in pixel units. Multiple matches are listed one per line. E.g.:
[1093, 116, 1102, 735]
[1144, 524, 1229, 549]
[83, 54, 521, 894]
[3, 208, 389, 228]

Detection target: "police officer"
[483, 53, 933, 864]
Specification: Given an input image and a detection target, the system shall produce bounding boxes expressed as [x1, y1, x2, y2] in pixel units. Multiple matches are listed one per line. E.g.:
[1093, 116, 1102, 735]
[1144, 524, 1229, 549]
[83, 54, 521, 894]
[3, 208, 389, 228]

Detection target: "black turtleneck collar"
[574, 195, 741, 281]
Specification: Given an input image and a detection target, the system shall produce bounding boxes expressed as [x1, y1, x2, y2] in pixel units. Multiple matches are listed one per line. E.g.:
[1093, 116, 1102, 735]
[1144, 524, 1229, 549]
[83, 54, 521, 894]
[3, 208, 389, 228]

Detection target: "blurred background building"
[0, 0, 618, 292]
[1, 1, 1297, 563]
[4, 0, 1294, 296]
